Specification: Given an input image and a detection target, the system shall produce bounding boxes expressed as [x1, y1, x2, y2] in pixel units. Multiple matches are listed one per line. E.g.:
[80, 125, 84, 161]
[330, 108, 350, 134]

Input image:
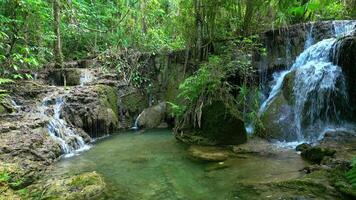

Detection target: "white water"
[79, 69, 93, 86]
[131, 112, 143, 130]
[260, 21, 356, 145]
[45, 96, 90, 157]
[304, 23, 314, 50]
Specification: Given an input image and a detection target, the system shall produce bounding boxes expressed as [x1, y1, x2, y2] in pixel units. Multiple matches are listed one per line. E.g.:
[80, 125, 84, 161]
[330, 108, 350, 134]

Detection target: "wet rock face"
[260, 72, 296, 141]
[63, 85, 119, 138]
[175, 101, 247, 145]
[47, 68, 81, 86]
[136, 102, 167, 129]
[333, 35, 356, 119]
[200, 101, 247, 145]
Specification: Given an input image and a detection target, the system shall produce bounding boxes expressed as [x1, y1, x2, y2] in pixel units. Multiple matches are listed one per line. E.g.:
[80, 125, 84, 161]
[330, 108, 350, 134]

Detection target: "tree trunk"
[53, 0, 63, 68]
[194, 0, 203, 61]
[140, 0, 147, 34]
[242, 0, 254, 35]
[53, 0, 65, 86]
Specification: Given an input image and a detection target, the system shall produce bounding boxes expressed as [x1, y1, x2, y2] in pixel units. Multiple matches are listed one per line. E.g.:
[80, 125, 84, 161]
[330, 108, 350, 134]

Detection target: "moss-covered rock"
[63, 84, 119, 138]
[259, 70, 298, 141]
[42, 172, 106, 200]
[200, 101, 247, 145]
[95, 84, 119, 116]
[233, 166, 354, 200]
[0, 99, 15, 115]
[301, 146, 336, 164]
[260, 93, 296, 141]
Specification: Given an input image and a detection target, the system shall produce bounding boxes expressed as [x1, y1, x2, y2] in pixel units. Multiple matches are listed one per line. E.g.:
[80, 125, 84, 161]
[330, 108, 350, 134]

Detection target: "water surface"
[53, 129, 306, 200]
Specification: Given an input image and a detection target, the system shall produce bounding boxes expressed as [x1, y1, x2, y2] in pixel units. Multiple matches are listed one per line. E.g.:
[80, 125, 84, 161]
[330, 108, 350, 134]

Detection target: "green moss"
[122, 92, 147, 114]
[0, 171, 10, 183]
[95, 84, 119, 116]
[282, 71, 296, 105]
[69, 173, 102, 189]
[260, 94, 289, 139]
[0, 104, 6, 114]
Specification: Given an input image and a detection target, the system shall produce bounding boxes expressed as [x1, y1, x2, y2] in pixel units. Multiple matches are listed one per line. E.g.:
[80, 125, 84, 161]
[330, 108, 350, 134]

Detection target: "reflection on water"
[52, 129, 306, 200]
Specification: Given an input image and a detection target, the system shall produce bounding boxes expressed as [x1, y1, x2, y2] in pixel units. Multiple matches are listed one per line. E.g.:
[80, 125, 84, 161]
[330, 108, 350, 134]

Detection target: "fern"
[346, 158, 356, 188]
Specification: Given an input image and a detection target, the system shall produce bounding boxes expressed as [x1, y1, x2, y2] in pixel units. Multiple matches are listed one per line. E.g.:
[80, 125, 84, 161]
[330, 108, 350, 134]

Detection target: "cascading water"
[304, 23, 314, 49]
[44, 96, 90, 157]
[131, 113, 143, 130]
[79, 69, 93, 86]
[259, 21, 356, 144]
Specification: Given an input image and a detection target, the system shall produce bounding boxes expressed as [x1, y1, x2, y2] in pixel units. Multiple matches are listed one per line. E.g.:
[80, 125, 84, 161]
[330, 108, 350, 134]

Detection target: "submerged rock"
[187, 145, 229, 162]
[42, 172, 106, 200]
[300, 146, 336, 164]
[233, 166, 355, 200]
[136, 102, 167, 129]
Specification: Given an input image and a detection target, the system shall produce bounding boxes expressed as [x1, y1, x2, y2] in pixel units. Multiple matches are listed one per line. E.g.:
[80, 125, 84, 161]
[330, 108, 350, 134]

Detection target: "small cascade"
[131, 113, 143, 130]
[44, 96, 90, 156]
[304, 23, 314, 49]
[333, 20, 356, 37]
[10, 99, 21, 111]
[79, 70, 93, 86]
[259, 21, 355, 144]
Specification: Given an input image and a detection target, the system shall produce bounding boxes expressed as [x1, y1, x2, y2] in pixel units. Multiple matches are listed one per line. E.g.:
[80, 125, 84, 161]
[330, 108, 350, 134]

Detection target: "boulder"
[300, 146, 336, 164]
[187, 145, 229, 162]
[200, 101, 247, 145]
[260, 92, 296, 141]
[296, 143, 312, 152]
[136, 102, 167, 129]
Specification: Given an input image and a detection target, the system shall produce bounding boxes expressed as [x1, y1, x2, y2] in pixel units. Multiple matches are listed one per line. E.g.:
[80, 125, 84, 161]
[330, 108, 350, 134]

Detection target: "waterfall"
[45, 96, 90, 157]
[259, 21, 355, 144]
[80, 69, 93, 86]
[304, 23, 314, 49]
[131, 112, 143, 130]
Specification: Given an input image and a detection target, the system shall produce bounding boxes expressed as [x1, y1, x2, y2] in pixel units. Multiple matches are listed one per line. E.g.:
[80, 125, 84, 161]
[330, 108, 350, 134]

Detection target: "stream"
[51, 129, 306, 200]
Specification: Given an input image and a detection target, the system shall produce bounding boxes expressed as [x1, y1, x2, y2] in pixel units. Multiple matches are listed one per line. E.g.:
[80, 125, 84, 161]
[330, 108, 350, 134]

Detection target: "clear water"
[52, 129, 306, 200]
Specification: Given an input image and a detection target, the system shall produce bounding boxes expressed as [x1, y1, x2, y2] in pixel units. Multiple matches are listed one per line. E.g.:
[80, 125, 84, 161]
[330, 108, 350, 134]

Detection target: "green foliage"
[346, 158, 356, 188]
[0, 170, 10, 183]
[0, 78, 13, 100]
[178, 56, 224, 103]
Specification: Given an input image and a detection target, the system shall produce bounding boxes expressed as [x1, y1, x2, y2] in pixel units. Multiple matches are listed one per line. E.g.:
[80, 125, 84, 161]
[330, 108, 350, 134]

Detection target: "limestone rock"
[63, 84, 119, 138]
[136, 102, 167, 129]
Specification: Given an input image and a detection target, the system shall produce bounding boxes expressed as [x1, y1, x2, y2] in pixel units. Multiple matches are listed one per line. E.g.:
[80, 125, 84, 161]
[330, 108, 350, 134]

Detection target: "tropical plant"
[346, 158, 356, 188]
